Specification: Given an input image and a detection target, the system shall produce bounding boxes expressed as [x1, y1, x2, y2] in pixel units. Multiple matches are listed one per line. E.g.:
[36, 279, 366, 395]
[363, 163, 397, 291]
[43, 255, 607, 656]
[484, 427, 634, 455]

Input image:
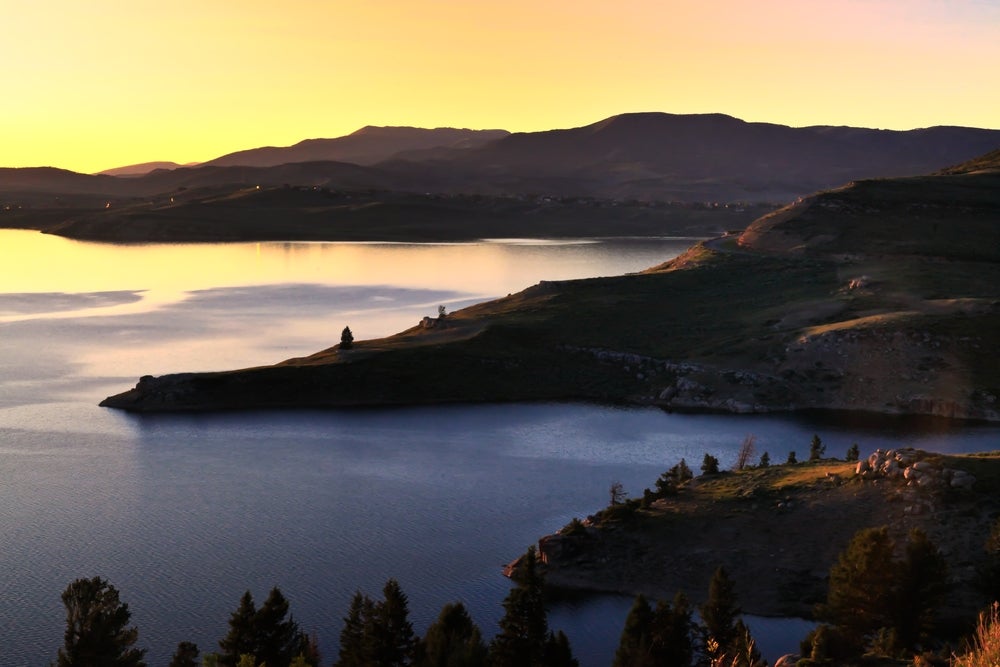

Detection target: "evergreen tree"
[340, 326, 354, 350]
[168, 641, 200, 667]
[727, 619, 764, 667]
[700, 567, 740, 662]
[809, 434, 825, 461]
[418, 602, 487, 667]
[650, 593, 693, 667]
[373, 579, 416, 667]
[543, 631, 578, 667]
[219, 592, 258, 667]
[56, 576, 147, 667]
[701, 453, 720, 475]
[818, 526, 897, 644]
[335, 592, 374, 667]
[846, 443, 860, 462]
[255, 587, 305, 667]
[490, 546, 550, 667]
[894, 528, 948, 649]
[613, 595, 654, 667]
[786, 451, 797, 464]
[758, 452, 770, 468]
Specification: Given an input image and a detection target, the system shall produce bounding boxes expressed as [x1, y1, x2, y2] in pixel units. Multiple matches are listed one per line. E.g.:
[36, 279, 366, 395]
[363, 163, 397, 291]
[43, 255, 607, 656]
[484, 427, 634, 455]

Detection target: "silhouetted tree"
[609, 481, 627, 506]
[335, 592, 374, 667]
[543, 630, 578, 667]
[373, 579, 416, 667]
[340, 326, 354, 350]
[758, 451, 770, 468]
[650, 593, 694, 667]
[727, 619, 764, 667]
[700, 567, 740, 662]
[255, 587, 306, 667]
[417, 602, 487, 667]
[894, 528, 948, 649]
[168, 642, 200, 667]
[846, 443, 860, 462]
[219, 592, 258, 667]
[809, 434, 825, 461]
[613, 595, 654, 667]
[818, 526, 896, 645]
[701, 453, 720, 475]
[56, 576, 147, 667]
[786, 451, 798, 464]
[490, 546, 551, 666]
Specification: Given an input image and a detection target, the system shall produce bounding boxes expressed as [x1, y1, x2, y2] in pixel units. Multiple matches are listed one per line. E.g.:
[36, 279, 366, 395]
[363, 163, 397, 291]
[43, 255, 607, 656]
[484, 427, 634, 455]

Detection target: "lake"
[1, 229, 997, 666]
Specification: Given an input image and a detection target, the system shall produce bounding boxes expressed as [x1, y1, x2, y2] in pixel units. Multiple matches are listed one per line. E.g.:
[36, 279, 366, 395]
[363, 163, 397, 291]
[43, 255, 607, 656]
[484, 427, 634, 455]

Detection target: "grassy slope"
[539, 452, 1000, 621]
[101, 156, 1000, 417]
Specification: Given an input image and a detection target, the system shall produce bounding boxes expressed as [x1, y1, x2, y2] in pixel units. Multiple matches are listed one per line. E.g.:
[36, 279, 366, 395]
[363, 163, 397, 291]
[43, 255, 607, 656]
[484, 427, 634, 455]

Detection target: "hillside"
[100, 150, 1000, 420]
[532, 449, 1000, 623]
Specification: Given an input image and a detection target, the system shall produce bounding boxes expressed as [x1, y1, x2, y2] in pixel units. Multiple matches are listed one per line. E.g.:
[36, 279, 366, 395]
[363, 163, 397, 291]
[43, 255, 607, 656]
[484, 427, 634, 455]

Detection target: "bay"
[1, 230, 996, 666]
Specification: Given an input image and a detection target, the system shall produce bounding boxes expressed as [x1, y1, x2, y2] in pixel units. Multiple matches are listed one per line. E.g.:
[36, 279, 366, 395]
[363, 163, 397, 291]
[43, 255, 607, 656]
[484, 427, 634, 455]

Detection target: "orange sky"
[4, 0, 999, 174]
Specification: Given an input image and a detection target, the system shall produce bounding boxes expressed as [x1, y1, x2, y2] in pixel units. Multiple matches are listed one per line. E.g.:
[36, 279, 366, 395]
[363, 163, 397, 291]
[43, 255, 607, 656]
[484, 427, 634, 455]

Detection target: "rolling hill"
[100, 150, 1000, 421]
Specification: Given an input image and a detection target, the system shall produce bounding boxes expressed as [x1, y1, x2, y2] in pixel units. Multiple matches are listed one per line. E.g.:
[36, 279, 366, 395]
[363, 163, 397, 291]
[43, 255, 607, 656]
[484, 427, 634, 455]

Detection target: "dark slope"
[101, 150, 1000, 420]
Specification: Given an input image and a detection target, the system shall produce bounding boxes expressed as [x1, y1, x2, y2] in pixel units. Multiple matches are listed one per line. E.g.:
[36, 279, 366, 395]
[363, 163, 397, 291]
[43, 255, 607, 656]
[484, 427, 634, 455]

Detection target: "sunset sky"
[4, 0, 999, 174]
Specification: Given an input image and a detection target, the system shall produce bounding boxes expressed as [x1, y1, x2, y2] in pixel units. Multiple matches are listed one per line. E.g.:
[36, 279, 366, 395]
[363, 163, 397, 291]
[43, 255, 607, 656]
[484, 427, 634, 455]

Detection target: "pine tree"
[758, 452, 770, 468]
[255, 587, 305, 667]
[846, 443, 860, 462]
[543, 630, 578, 667]
[490, 546, 550, 667]
[893, 528, 948, 649]
[56, 576, 147, 667]
[335, 592, 374, 667]
[219, 591, 258, 667]
[727, 619, 764, 667]
[651, 593, 694, 667]
[818, 525, 897, 644]
[340, 326, 354, 350]
[701, 453, 720, 475]
[786, 450, 797, 464]
[700, 567, 740, 662]
[809, 434, 825, 461]
[168, 642, 199, 667]
[373, 579, 416, 667]
[418, 602, 487, 667]
[613, 594, 654, 667]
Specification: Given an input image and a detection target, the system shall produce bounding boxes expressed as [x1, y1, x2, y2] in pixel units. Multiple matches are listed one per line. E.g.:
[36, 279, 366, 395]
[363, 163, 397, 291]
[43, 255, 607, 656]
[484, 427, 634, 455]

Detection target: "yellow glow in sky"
[3, 0, 999, 174]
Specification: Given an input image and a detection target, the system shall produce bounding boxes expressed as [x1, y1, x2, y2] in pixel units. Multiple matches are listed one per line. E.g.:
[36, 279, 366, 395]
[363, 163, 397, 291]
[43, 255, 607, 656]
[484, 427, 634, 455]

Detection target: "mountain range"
[5, 113, 999, 208]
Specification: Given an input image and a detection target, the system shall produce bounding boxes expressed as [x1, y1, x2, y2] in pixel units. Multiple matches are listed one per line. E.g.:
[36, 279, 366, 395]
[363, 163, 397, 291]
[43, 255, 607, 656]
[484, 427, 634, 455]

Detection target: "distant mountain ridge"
[4, 113, 1000, 204]
[202, 126, 510, 168]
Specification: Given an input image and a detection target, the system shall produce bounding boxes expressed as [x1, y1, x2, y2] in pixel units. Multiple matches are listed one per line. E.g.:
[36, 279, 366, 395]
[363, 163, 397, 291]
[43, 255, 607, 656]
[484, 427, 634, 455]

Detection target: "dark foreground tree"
[219, 591, 258, 666]
[701, 453, 720, 475]
[168, 642, 200, 667]
[613, 595, 654, 667]
[334, 580, 416, 667]
[219, 588, 309, 667]
[614, 592, 693, 667]
[894, 528, 948, 649]
[56, 576, 147, 667]
[418, 602, 487, 667]
[700, 567, 740, 662]
[490, 546, 549, 666]
[819, 526, 897, 644]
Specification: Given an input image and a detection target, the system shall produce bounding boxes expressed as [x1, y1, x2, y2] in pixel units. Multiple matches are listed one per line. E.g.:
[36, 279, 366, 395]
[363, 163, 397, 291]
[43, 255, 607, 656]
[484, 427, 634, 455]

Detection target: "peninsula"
[101, 150, 1000, 421]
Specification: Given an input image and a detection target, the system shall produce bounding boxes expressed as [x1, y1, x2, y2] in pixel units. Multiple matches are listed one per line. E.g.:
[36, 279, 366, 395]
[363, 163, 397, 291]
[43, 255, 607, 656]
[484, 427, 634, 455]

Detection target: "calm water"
[1, 230, 997, 666]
